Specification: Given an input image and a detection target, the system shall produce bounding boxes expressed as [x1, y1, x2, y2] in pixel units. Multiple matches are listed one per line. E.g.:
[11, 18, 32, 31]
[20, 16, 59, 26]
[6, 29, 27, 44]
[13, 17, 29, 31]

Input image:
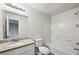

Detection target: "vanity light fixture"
[5, 3, 26, 12]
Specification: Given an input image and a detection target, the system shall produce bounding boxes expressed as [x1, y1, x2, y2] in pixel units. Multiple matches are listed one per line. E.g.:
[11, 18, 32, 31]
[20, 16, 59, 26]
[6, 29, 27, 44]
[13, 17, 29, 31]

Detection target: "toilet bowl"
[34, 38, 50, 55]
[38, 46, 50, 55]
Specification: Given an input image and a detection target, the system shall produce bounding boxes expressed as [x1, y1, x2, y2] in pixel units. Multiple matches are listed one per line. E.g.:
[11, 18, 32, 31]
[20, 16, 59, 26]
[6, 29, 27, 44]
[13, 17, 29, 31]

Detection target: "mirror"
[2, 10, 29, 39]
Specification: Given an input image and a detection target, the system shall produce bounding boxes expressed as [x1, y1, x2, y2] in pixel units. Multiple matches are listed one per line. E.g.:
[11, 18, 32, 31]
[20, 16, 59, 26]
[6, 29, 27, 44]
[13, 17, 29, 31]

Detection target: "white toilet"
[35, 38, 50, 55]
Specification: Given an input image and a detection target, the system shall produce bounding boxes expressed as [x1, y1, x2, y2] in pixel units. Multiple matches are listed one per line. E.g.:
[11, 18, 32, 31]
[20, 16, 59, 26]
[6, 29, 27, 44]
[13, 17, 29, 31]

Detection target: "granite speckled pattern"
[0, 39, 35, 53]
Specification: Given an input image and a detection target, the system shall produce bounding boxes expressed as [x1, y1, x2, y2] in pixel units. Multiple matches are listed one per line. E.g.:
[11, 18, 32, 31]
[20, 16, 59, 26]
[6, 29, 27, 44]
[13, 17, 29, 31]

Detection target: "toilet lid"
[38, 46, 50, 54]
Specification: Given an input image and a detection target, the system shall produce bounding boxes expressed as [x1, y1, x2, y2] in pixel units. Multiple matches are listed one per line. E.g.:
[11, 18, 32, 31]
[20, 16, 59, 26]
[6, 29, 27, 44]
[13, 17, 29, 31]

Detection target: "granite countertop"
[0, 39, 35, 53]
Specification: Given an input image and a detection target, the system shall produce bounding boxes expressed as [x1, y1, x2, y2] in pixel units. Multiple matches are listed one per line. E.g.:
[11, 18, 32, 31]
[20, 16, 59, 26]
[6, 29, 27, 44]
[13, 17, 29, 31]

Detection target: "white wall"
[0, 4, 51, 43]
[51, 7, 79, 55]
[23, 5, 51, 43]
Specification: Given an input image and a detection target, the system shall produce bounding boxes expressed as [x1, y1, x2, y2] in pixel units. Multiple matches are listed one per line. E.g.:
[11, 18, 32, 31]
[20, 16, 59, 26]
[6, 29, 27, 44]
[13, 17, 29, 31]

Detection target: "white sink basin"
[6, 39, 33, 47]
[5, 42, 15, 46]
[7, 40, 27, 47]
[8, 42, 23, 47]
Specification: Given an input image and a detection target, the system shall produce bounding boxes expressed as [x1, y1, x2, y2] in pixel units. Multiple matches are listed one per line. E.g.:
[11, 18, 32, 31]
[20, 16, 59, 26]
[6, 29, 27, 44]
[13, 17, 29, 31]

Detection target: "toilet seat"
[38, 46, 50, 54]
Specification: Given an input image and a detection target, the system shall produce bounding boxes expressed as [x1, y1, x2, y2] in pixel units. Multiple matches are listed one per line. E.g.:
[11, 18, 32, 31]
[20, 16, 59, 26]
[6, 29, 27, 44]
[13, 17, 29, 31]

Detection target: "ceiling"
[26, 3, 79, 16]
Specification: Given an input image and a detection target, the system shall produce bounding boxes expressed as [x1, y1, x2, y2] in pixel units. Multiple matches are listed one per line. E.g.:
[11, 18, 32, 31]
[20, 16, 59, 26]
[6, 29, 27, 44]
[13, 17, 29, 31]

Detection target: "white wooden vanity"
[0, 39, 35, 55]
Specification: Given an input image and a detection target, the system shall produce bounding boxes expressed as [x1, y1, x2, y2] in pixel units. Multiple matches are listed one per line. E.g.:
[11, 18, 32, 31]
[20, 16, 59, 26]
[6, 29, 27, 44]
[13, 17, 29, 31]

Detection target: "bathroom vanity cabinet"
[1, 10, 35, 55]
[0, 44, 35, 55]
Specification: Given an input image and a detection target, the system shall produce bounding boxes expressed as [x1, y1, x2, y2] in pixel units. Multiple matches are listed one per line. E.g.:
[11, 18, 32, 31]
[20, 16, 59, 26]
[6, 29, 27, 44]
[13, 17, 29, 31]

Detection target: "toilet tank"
[35, 38, 43, 47]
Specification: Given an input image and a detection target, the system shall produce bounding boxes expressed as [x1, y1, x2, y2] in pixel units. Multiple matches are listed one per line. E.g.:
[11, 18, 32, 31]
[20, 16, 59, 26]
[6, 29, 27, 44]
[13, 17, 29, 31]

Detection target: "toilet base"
[35, 47, 54, 55]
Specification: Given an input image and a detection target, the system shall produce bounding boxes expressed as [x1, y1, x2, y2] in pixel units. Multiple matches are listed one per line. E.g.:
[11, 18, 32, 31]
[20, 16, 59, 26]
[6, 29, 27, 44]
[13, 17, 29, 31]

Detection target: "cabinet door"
[1, 44, 35, 55]
[19, 50, 34, 55]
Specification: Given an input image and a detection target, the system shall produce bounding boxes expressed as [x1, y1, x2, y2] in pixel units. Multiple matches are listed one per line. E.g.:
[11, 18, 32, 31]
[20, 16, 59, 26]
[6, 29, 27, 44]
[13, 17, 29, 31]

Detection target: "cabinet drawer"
[1, 44, 35, 55]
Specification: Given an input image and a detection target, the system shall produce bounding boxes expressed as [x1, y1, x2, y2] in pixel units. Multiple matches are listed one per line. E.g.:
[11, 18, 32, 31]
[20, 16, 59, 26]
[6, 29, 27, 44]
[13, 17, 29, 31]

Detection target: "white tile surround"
[51, 7, 79, 55]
